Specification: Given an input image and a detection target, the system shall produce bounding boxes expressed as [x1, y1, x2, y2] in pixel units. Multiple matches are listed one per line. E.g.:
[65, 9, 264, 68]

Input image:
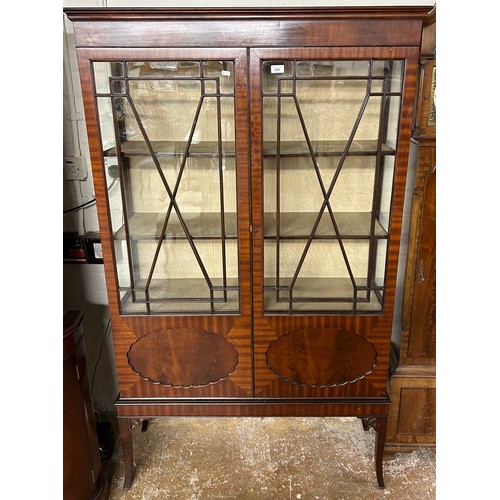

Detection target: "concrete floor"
[105, 417, 435, 499]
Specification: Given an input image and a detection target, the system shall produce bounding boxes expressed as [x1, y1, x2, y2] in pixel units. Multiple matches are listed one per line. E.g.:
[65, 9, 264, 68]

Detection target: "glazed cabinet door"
[77, 48, 253, 398]
[250, 47, 419, 399]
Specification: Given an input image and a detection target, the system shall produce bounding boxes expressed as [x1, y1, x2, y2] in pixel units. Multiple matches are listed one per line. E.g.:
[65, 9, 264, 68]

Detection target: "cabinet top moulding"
[64, 6, 432, 49]
[63, 6, 433, 21]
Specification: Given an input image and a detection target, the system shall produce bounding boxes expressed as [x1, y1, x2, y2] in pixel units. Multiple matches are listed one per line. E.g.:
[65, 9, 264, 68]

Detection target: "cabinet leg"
[118, 418, 134, 489]
[374, 417, 388, 489]
[359, 416, 388, 488]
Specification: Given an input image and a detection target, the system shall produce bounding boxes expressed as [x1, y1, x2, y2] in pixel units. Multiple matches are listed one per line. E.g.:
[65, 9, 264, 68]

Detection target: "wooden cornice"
[64, 6, 433, 22]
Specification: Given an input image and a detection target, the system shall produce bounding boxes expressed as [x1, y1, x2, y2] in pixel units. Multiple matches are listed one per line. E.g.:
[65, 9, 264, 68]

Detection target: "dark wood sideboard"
[64, 310, 110, 499]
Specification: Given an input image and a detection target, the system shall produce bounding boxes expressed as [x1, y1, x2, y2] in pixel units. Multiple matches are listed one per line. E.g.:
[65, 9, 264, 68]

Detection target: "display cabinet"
[64, 6, 431, 489]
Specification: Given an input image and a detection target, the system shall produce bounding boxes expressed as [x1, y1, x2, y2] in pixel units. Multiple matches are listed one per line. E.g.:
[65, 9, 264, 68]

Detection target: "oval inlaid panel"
[127, 328, 238, 388]
[266, 328, 377, 387]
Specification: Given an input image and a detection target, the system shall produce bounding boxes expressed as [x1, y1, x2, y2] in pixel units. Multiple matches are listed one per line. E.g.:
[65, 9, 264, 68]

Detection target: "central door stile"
[249, 48, 265, 323]
[227, 48, 254, 396]
[244, 47, 256, 398]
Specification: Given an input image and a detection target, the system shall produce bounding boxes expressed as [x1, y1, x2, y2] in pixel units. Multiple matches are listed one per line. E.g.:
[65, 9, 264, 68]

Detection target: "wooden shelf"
[117, 276, 382, 314]
[119, 277, 240, 314]
[263, 140, 395, 157]
[103, 139, 394, 159]
[114, 212, 238, 240]
[104, 141, 236, 158]
[263, 277, 383, 313]
[114, 211, 386, 241]
[264, 212, 387, 239]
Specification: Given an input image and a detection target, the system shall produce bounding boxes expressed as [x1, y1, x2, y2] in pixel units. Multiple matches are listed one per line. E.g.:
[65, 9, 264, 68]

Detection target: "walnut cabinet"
[64, 6, 431, 489]
[387, 7, 436, 451]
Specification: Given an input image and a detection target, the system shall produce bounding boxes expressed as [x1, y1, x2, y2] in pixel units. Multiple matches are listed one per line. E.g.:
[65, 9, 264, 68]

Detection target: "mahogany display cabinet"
[64, 6, 432, 489]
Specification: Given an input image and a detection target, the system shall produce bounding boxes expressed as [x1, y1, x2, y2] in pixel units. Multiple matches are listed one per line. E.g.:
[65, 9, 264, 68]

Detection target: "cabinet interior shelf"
[119, 277, 240, 314]
[263, 276, 383, 294]
[119, 277, 239, 298]
[114, 211, 388, 240]
[103, 139, 395, 159]
[117, 276, 383, 315]
[104, 141, 236, 158]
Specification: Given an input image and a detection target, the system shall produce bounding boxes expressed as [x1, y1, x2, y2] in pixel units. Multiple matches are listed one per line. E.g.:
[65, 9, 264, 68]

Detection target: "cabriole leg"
[374, 416, 388, 488]
[360, 416, 388, 488]
[118, 417, 134, 489]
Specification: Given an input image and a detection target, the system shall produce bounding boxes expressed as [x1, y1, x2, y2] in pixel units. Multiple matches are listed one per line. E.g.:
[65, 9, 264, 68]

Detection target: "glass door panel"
[262, 58, 404, 314]
[93, 59, 239, 315]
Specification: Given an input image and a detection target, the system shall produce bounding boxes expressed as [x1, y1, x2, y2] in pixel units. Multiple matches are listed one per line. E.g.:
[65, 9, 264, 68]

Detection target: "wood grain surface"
[127, 328, 239, 387]
[266, 327, 377, 387]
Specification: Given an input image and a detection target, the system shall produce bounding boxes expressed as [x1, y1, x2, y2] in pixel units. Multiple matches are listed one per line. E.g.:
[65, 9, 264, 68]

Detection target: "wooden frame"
[64, 6, 430, 489]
